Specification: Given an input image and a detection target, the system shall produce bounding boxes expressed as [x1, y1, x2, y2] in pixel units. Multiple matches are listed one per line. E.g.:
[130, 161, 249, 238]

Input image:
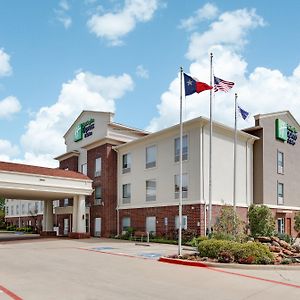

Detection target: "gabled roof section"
[115, 116, 258, 150]
[109, 122, 150, 136]
[0, 161, 91, 181]
[254, 111, 300, 129]
[63, 111, 114, 138]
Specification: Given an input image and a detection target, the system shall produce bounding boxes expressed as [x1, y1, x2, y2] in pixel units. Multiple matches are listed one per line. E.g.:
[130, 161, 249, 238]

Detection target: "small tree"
[248, 204, 275, 237]
[214, 205, 245, 241]
[294, 212, 300, 234]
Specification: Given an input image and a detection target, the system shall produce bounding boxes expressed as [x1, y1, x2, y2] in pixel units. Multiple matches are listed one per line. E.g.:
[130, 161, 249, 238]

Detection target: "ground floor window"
[277, 218, 285, 234]
[94, 217, 101, 237]
[122, 217, 131, 232]
[146, 216, 156, 235]
[175, 215, 188, 230]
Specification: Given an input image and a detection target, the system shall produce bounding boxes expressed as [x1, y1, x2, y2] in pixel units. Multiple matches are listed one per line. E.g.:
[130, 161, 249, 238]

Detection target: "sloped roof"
[0, 161, 91, 181]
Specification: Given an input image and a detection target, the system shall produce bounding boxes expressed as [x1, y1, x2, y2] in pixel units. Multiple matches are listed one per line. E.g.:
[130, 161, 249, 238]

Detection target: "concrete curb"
[159, 256, 300, 270]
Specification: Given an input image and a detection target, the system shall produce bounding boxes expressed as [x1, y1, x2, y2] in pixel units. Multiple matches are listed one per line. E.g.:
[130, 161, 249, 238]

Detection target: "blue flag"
[238, 106, 249, 120]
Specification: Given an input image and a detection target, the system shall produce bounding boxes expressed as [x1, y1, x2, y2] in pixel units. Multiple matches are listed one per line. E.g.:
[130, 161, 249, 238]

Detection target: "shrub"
[233, 242, 274, 265]
[214, 205, 246, 242]
[198, 239, 274, 264]
[198, 239, 238, 259]
[276, 233, 293, 244]
[248, 204, 275, 237]
[218, 251, 234, 263]
[189, 236, 208, 247]
[294, 212, 300, 234]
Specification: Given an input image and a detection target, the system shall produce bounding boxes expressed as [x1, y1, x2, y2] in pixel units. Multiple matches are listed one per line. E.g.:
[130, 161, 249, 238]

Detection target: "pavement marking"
[0, 285, 22, 300]
[159, 257, 300, 290]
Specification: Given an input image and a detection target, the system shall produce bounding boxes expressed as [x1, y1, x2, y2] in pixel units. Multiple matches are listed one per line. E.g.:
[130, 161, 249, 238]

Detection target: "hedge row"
[198, 239, 274, 264]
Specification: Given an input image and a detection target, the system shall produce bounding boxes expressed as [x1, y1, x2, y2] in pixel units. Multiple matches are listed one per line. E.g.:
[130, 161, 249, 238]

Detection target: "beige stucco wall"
[117, 119, 255, 210]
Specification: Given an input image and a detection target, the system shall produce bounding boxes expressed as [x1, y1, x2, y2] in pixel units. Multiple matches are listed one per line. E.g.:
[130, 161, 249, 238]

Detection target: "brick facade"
[119, 204, 249, 238]
[87, 143, 117, 237]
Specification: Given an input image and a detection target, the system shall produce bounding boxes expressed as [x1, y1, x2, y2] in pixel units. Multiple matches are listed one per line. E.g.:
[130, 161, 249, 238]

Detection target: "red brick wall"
[56, 214, 72, 236]
[87, 143, 118, 237]
[119, 204, 249, 237]
[271, 208, 298, 237]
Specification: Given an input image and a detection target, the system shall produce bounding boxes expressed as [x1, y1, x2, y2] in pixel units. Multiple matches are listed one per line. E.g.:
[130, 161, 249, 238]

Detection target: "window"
[95, 158, 101, 177]
[175, 215, 188, 230]
[22, 204, 25, 214]
[95, 186, 102, 205]
[277, 218, 285, 234]
[35, 202, 39, 212]
[146, 145, 156, 168]
[64, 198, 69, 207]
[122, 217, 131, 231]
[81, 163, 87, 175]
[5, 206, 9, 215]
[146, 180, 156, 201]
[277, 182, 284, 205]
[28, 203, 31, 213]
[174, 135, 188, 162]
[122, 153, 131, 173]
[277, 151, 284, 174]
[174, 174, 188, 199]
[146, 216, 156, 235]
[16, 205, 19, 215]
[122, 184, 131, 204]
[10, 206, 14, 215]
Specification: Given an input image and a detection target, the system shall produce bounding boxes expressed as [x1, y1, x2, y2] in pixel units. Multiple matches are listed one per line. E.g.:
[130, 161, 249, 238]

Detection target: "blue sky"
[0, 0, 300, 166]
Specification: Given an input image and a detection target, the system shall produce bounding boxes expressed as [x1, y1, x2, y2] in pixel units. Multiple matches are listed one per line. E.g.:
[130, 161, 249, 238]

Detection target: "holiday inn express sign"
[74, 118, 95, 142]
[275, 118, 298, 145]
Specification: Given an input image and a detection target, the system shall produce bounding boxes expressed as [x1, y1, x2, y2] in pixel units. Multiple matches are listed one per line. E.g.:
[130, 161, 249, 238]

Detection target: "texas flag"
[183, 73, 212, 96]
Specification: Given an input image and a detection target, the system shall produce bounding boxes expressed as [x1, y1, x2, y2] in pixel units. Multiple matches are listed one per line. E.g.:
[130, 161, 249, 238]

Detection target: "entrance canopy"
[0, 161, 93, 200]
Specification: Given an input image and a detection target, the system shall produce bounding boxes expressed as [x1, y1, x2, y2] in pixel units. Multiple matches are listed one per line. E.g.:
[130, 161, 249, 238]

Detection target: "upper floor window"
[10, 206, 14, 215]
[174, 173, 188, 199]
[22, 204, 25, 214]
[277, 182, 284, 205]
[174, 135, 188, 162]
[146, 145, 157, 169]
[122, 153, 131, 174]
[95, 158, 101, 177]
[277, 151, 284, 174]
[146, 179, 156, 201]
[95, 186, 102, 205]
[81, 163, 87, 175]
[122, 183, 131, 204]
[5, 206, 8, 215]
[16, 205, 19, 215]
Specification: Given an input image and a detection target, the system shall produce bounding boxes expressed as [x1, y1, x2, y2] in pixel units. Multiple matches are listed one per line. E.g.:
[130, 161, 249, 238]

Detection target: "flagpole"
[178, 66, 183, 256]
[208, 52, 213, 235]
[233, 93, 237, 214]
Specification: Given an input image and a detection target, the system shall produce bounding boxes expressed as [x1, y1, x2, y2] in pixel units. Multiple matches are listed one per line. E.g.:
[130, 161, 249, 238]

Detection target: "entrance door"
[94, 218, 101, 237]
[63, 218, 69, 236]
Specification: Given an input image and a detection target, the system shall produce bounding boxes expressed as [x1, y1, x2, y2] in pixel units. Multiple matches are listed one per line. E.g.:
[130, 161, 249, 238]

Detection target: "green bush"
[189, 236, 208, 247]
[198, 239, 238, 259]
[198, 239, 274, 264]
[248, 204, 275, 237]
[276, 233, 293, 244]
[211, 232, 235, 241]
[6, 225, 17, 231]
[294, 212, 300, 234]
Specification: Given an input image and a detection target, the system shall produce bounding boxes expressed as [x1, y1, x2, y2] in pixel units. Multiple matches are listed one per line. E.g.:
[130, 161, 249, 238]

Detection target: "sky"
[0, 0, 300, 167]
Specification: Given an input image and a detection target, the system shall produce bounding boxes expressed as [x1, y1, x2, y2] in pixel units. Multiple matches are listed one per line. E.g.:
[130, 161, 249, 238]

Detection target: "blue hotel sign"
[74, 118, 95, 142]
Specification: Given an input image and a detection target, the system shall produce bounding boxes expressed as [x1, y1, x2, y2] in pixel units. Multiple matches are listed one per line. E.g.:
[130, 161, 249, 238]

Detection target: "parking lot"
[1, 238, 300, 300]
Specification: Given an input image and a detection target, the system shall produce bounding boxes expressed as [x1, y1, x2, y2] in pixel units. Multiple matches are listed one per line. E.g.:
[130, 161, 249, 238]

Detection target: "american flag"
[214, 76, 234, 92]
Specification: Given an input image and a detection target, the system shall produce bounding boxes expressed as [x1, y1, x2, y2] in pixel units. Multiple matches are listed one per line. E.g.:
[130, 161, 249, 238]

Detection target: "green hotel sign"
[275, 118, 298, 145]
[74, 118, 95, 142]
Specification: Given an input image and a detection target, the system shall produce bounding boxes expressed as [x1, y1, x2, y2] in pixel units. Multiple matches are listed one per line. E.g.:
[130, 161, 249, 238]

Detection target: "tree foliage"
[214, 205, 245, 241]
[248, 204, 275, 237]
[294, 212, 300, 233]
[0, 197, 4, 211]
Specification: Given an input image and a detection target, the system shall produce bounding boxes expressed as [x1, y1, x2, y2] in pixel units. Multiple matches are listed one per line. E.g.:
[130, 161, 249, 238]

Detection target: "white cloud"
[186, 8, 265, 61]
[179, 3, 219, 31]
[0, 48, 12, 77]
[87, 0, 159, 46]
[136, 65, 149, 79]
[0, 139, 19, 161]
[148, 6, 300, 132]
[20, 71, 134, 167]
[55, 0, 72, 29]
[0, 96, 21, 119]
